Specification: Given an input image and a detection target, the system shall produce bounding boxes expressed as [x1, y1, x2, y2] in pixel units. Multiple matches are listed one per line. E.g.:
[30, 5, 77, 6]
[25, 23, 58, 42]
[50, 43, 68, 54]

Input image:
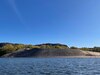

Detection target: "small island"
[0, 43, 100, 57]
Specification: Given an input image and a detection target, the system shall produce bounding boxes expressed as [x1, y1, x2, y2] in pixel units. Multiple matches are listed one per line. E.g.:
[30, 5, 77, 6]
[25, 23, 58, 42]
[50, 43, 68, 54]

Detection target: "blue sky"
[0, 0, 100, 47]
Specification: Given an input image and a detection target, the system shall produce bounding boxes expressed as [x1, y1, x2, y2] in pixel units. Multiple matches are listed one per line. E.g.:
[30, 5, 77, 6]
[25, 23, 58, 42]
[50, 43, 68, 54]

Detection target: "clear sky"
[0, 0, 100, 47]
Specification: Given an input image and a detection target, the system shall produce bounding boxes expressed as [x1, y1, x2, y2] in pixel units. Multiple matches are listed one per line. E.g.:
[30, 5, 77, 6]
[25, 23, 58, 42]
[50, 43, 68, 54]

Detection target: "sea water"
[0, 58, 100, 75]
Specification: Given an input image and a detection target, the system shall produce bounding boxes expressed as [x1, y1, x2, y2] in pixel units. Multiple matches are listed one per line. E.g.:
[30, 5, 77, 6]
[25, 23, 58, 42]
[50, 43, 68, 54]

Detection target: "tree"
[27, 45, 40, 49]
[80, 47, 90, 51]
[14, 44, 25, 50]
[2, 44, 16, 52]
[70, 46, 78, 49]
[27, 44, 34, 48]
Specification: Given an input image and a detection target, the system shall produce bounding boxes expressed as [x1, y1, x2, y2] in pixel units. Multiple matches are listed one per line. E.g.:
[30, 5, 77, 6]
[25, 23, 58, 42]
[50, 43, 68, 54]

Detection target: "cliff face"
[2, 48, 86, 57]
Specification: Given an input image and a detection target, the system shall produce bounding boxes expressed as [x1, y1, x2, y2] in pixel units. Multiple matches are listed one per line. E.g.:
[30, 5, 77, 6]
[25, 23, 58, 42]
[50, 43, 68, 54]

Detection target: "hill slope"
[3, 48, 99, 57]
[1, 43, 100, 57]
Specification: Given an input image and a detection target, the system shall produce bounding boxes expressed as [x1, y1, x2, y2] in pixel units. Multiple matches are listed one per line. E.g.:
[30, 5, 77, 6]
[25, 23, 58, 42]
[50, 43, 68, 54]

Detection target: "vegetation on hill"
[36, 43, 68, 49]
[80, 47, 100, 52]
[70, 46, 78, 49]
[0, 42, 100, 57]
[0, 43, 68, 56]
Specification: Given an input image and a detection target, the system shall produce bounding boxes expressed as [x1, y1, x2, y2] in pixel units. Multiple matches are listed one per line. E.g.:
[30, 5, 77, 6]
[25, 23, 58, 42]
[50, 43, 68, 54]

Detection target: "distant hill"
[0, 43, 13, 47]
[36, 43, 68, 47]
[0, 43, 69, 56]
[36, 43, 69, 49]
[1, 42, 100, 57]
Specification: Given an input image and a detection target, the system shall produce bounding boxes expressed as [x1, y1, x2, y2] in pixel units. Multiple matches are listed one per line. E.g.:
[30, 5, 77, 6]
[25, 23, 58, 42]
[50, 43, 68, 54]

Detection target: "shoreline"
[1, 56, 100, 58]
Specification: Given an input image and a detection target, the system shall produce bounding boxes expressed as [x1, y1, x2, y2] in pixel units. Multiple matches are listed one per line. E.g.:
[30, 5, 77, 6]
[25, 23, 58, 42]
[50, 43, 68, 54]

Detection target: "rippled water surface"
[0, 58, 100, 75]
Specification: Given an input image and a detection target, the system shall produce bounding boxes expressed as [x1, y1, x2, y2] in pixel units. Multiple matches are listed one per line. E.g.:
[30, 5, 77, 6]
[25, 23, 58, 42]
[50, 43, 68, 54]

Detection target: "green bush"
[70, 46, 78, 49]
[2, 44, 16, 53]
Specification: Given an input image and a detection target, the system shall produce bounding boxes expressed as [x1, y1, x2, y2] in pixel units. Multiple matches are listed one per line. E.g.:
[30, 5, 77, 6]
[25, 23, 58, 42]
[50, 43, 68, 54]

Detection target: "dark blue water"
[0, 58, 100, 75]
